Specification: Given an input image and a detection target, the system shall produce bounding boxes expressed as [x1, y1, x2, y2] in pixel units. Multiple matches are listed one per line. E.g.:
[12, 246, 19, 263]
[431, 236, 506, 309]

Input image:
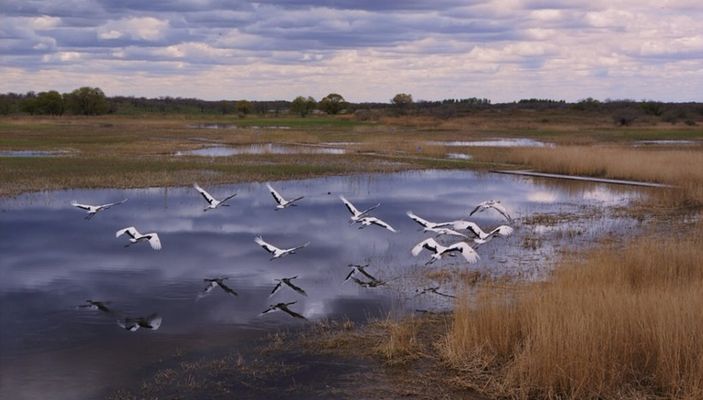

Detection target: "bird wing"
[216, 280, 238, 296]
[146, 234, 162, 250]
[490, 225, 514, 237]
[490, 203, 512, 221]
[99, 198, 127, 210]
[220, 193, 237, 205]
[367, 217, 396, 232]
[435, 228, 468, 238]
[339, 195, 360, 216]
[446, 242, 480, 264]
[406, 211, 431, 228]
[280, 305, 306, 320]
[357, 266, 378, 281]
[455, 221, 484, 238]
[71, 201, 93, 211]
[412, 238, 440, 256]
[344, 268, 356, 281]
[193, 183, 216, 205]
[468, 203, 484, 216]
[116, 226, 139, 239]
[267, 183, 285, 205]
[199, 281, 217, 297]
[288, 196, 304, 204]
[289, 241, 310, 252]
[359, 203, 381, 218]
[117, 318, 140, 332]
[284, 279, 307, 296]
[255, 236, 280, 254]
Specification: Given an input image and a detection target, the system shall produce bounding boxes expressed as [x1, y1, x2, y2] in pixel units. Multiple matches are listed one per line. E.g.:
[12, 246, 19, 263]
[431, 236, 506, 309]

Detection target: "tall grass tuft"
[443, 227, 703, 399]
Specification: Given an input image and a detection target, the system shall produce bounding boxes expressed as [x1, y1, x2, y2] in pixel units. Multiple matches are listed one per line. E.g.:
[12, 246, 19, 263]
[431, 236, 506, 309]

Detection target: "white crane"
[340, 195, 380, 223]
[406, 211, 466, 238]
[71, 199, 127, 219]
[260, 302, 306, 320]
[270, 276, 307, 297]
[254, 236, 309, 260]
[115, 226, 162, 250]
[356, 216, 397, 232]
[266, 183, 304, 210]
[441, 220, 514, 244]
[116, 313, 162, 332]
[411, 238, 480, 265]
[193, 183, 237, 211]
[469, 200, 512, 221]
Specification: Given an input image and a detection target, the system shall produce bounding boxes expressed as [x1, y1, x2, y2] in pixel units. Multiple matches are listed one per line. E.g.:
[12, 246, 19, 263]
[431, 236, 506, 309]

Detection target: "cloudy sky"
[1, 0, 702, 102]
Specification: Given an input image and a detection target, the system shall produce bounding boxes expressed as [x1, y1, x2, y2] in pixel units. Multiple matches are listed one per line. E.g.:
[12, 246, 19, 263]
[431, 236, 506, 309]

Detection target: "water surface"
[0, 170, 641, 399]
[430, 138, 552, 147]
[175, 144, 345, 156]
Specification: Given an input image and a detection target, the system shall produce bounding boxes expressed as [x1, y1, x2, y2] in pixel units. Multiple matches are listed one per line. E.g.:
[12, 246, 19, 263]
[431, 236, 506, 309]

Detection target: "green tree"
[391, 93, 413, 115]
[35, 91, 64, 115]
[318, 93, 346, 115]
[65, 87, 108, 115]
[291, 96, 316, 117]
[235, 100, 252, 116]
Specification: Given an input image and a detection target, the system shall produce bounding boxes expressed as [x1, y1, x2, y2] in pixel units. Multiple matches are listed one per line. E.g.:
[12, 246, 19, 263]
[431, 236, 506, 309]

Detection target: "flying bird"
[340, 195, 380, 223]
[469, 200, 512, 221]
[199, 277, 238, 298]
[411, 238, 480, 265]
[193, 183, 237, 211]
[254, 236, 309, 260]
[266, 183, 304, 210]
[441, 220, 514, 244]
[260, 302, 307, 320]
[71, 199, 127, 219]
[115, 226, 162, 250]
[344, 264, 378, 282]
[116, 313, 162, 332]
[270, 276, 307, 297]
[356, 216, 397, 232]
[406, 211, 465, 237]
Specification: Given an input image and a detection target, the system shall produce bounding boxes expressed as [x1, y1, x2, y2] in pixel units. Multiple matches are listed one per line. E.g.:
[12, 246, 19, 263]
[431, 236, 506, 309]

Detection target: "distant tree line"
[0, 88, 701, 125]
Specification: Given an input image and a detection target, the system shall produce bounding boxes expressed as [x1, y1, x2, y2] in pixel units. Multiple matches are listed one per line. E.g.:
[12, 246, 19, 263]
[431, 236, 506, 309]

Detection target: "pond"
[175, 144, 346, 156]
[429, 138, 552, 147]
[0, 150, 72, 158]
[0, 170, 643, 399]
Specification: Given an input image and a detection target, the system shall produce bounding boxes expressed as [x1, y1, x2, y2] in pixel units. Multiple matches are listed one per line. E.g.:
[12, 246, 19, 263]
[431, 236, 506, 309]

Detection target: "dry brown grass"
[475, 145, 703, 206]
[442, 226, 703, 399]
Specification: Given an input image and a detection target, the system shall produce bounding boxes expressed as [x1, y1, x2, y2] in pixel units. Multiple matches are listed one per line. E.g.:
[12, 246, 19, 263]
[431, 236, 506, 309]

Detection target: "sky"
[1, 0, 702, 102]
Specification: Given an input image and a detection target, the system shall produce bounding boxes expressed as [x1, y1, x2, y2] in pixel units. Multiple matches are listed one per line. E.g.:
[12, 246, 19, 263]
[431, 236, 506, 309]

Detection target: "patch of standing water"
[0, 150, 72, 157]
[429, 138, 553, 147]
[633, 140, 699, 146]
[0, 170, 643, 399]
[187, 123, 291, 130]
[175, 144, 345, 156]
[447, 153, 472, 160]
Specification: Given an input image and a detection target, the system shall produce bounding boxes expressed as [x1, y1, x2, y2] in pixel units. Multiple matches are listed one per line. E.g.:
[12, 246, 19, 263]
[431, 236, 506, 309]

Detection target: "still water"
[175, 144, 345, 156]
[0, 170, 641, 399]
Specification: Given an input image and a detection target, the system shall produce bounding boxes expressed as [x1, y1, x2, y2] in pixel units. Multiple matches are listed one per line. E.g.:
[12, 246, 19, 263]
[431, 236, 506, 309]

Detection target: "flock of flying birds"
[72, 182, 514, 327]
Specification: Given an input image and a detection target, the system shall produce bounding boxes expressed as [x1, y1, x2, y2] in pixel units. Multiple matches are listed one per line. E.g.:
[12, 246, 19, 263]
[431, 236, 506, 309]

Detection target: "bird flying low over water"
[469, 200, 512, 221]
[116, 313, 162, 332]
[442, 220, 514, 244]
[356, 216, 397, 232]
[254, 236, 309, 260]
[260, 302, 307, 320]
[270, 276, 307, 297]
[340, 195, 381, 223]
[71, 199, 127, 219]
[266, 183, 304, 210]
[406, 211, 465, 237]
[193, 183, 237, 211]
[411, 238, 480, 265]
[115, 226, 162, 250]
[199, 277, 238, 298]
